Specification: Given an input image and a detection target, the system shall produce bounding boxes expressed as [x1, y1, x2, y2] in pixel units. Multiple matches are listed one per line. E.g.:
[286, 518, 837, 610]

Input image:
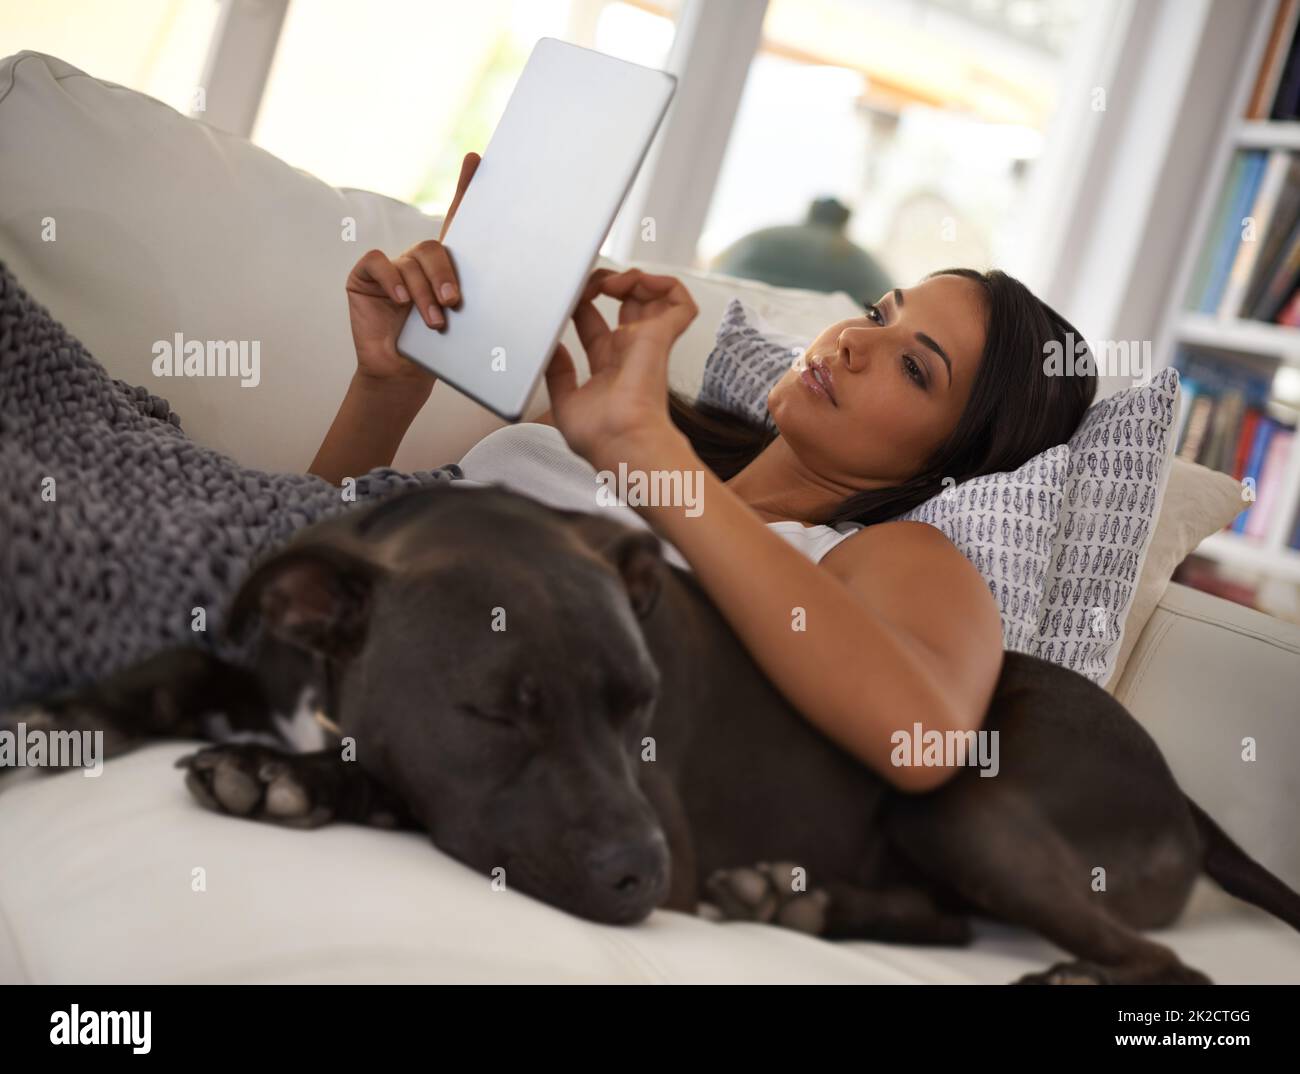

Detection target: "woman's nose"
[838, 327, 871, 373]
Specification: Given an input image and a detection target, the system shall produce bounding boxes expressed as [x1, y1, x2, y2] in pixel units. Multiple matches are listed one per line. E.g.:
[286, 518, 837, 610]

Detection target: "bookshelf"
[1156, 0, 1300, 598]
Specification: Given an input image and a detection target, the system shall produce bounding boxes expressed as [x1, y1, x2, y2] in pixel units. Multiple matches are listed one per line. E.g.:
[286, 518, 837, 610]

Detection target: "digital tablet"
[396, 38, 676, 420]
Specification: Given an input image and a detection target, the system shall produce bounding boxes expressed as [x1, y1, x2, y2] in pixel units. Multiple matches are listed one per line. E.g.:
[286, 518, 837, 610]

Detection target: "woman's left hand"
[545, 267, 698, 469]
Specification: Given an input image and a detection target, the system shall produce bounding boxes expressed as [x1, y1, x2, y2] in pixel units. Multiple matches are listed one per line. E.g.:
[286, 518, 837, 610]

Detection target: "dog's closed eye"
[457, 703, 521, 729]
[458, 675, 543, 729]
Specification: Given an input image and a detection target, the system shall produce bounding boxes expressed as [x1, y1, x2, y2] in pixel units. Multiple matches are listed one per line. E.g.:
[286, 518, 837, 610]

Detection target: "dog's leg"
[6, 647, 274, 765]
[882, 780, 1213, 985]
[176, 743, 417, 831]
[702, 862, 972, 944]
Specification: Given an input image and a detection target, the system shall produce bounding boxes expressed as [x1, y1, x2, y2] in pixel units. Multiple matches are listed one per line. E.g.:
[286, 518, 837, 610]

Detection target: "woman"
[310, 152, 1096, 795]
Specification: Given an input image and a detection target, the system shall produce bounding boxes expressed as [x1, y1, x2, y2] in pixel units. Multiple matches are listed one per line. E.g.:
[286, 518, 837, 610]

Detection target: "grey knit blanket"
[0, 262, 459, 709]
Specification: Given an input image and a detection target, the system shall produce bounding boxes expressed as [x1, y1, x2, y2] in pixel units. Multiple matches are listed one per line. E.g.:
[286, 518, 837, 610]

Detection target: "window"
[4, 0, 221, 116]
[250, 0, 681, 215]
[697, 0, 1100, 288]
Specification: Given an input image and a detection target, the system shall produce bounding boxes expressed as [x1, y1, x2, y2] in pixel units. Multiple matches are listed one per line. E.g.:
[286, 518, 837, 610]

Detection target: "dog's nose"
[585, 833, 669, 914]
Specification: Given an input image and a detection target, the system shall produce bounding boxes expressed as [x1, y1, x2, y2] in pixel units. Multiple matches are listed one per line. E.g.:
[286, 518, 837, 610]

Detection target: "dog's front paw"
[176, 744, 333, 829]
[703, 861, 831, 935]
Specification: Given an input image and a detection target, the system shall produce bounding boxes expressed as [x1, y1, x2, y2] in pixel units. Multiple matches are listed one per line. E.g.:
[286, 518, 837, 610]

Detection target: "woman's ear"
[225, 543, 384, 660]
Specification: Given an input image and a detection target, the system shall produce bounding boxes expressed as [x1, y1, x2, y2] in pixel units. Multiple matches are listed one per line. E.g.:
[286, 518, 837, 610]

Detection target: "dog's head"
[226, 483, 671, 924]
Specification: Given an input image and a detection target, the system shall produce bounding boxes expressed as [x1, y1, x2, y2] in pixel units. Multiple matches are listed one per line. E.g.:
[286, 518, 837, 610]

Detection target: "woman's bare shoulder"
[821, 519, 963, 574]
[820, 520, 1003, 671]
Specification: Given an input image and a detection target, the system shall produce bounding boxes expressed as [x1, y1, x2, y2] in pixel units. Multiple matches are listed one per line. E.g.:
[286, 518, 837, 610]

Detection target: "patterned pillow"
[895, 446, 1069, 653]
[1030, 366, 1180, 684]
[697, 298, 800, 429]
[698, 299, 1178, 683]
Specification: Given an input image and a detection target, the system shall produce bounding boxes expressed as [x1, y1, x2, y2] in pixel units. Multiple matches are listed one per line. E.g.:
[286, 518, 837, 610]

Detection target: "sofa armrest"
[1111, 582, 1300, 892]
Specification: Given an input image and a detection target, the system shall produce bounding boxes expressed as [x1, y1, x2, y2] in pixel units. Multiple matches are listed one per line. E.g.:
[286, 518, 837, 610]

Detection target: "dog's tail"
[1185, 793, 1300, 933]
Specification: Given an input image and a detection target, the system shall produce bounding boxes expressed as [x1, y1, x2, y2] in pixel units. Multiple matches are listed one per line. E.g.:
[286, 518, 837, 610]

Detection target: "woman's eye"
[865, 304, 884, 325]
[902, 355, 927, 387]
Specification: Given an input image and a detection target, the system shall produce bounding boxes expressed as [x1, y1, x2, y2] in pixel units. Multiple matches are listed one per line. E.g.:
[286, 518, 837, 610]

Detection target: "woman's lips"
[800, 358, 838, 406]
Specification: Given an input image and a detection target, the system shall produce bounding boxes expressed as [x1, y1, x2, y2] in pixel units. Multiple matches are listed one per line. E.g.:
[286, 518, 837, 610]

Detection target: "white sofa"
[1, 51, 1298, 984]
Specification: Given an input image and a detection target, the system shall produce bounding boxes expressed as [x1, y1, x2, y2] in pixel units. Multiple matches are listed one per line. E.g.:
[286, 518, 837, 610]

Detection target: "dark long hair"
[669, 268, 1096, 527]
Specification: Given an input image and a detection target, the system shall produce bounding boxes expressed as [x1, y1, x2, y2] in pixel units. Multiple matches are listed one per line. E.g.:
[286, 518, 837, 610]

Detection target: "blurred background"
[5, 0, 1101, 293]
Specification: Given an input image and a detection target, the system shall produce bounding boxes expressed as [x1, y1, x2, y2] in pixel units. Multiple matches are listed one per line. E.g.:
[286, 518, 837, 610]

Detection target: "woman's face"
[766, 273, 987, 487]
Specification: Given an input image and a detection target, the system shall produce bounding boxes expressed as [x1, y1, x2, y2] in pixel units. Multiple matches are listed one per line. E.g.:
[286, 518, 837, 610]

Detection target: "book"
[1232, 406, 1263, 478]
[1272, 9, 1300, 118]
[1242, 155, 1300, 314]
[1221, 150, 1293, 317]
[1248, 426, 1296, 538]
[1173, 374, 1200, 454]
[1277, 286, 1300, 324]
[1179, 394, 1215, 463]
[1248, 0, 1300, 118]
[1202, 151, 1268, 313]
[1202, 387, 1246, 472]
[1247, 204, 1300, 320]
[1190, 153, 1248, 309]
[1235, 417, 1278, 534]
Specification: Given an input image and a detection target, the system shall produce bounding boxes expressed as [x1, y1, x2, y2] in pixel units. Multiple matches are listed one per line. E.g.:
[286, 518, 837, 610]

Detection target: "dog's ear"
[599, 530, 664, 619]
[225, 543, 384, 659]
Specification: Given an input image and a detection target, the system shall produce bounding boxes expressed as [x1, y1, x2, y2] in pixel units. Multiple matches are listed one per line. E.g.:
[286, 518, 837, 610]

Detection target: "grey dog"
[22, 482, 1300, 984]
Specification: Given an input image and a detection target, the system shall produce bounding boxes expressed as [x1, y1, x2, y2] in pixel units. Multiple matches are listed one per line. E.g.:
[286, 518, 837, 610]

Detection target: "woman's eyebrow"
[889, 288, 953, 387]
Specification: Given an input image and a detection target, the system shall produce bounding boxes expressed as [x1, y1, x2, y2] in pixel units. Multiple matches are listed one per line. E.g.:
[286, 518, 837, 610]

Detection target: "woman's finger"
[597, 269, 698, 335]
[439, 151, 480, 241]
[600, 269, 694, 307]
[572, 297, 612, 367]
[351, 249, 408, 305]
[409, 239, 461, 310]
[394, 254, 442, 329]
[544, 342, 578, 407]
[579, 267, 619, 303]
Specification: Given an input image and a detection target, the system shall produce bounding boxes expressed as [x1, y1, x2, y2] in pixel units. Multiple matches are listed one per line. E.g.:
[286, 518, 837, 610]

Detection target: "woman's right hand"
[345, 151, 480, 386]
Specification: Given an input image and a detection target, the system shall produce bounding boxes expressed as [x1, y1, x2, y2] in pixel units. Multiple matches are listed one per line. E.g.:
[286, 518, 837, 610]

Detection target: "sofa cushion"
[1111, 581, 1300, 894]
[2, 742, 1298, 984]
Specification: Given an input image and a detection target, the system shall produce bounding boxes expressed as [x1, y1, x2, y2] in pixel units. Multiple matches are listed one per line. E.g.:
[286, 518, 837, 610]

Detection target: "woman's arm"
[308, 373, 432, 485]
[310, 153, 480, 484]
[596, 426, 1003, 793]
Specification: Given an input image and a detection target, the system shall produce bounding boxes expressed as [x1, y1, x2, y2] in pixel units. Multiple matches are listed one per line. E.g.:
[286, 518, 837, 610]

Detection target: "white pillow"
[1032, 367, 1180, 684]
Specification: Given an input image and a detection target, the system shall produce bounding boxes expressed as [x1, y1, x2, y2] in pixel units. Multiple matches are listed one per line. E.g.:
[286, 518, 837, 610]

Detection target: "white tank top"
[453, 423, 863, 572]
